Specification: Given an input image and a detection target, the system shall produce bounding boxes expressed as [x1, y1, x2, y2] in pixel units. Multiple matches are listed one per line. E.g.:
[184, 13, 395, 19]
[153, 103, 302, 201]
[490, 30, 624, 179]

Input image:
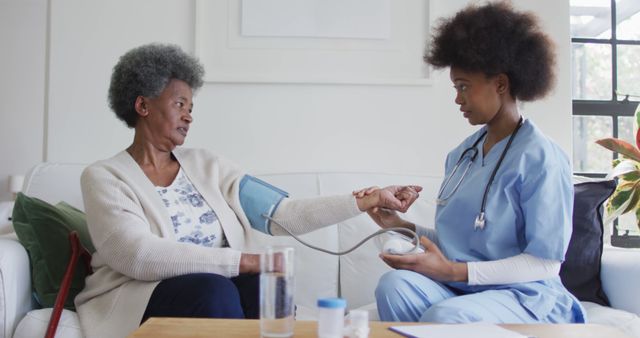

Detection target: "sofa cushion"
[582, 301, 640, 338]
[11, 193, 94, 310]
[601, 246, 640, 317]
[319, 173, 442, 310]
[250, 174, 341, 312]
[560, 179, 616, 306]
[13, 308, 82, 338]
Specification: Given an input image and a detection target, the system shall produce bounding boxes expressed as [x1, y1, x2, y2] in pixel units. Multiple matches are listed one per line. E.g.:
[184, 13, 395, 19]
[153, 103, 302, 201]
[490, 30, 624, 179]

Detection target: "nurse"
[358, 2, 585, 323]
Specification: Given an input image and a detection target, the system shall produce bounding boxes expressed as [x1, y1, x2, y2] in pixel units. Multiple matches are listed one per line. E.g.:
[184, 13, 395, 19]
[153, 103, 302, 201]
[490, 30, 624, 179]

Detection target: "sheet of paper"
[389, 323, 528, 338]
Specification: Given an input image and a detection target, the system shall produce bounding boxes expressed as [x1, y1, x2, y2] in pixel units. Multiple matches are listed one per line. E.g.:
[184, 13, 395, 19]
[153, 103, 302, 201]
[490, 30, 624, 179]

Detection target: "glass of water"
[260, 246, 295, 338]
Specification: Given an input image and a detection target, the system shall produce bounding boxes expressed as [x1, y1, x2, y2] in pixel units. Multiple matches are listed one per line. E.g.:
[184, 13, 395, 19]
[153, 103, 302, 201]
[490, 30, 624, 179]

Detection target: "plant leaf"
[617, 180, 637, 192]
[606, 186, 631, 214]
[622, 182, 640, 214]
[635, 103, 640, 149]
[596, 138, 640, 162]
[605, 191, 632, 225]
[610, 159, 640, 179]
[610, 187, 631, 208]
[621, 168, 640, 182]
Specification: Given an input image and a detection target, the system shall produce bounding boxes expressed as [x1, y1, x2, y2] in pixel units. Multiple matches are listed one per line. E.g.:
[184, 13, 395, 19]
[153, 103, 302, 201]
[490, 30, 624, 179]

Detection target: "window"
[571, 0, 640, 247]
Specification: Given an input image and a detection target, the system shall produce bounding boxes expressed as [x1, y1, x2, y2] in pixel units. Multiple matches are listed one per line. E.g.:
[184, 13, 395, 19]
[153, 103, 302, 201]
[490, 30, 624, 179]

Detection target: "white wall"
[0, 0, 47, 201]
[0, 0, 571, 201]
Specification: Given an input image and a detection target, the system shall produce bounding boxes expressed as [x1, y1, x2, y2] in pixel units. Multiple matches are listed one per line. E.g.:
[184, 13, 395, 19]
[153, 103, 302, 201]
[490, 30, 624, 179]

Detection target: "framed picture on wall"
[195, 0, 431, 85]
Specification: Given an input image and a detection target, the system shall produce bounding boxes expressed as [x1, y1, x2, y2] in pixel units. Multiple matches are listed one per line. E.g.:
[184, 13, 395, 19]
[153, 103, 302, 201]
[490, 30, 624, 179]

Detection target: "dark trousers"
[141, 273, 260, 324]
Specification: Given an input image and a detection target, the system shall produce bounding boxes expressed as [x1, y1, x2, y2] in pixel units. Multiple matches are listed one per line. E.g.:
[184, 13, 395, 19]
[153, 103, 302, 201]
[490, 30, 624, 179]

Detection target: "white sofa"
[1, 163, 640, 337]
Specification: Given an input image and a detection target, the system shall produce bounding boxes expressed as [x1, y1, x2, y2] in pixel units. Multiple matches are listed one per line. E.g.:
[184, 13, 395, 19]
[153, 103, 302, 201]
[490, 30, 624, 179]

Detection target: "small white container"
[346, 310, 369, 338]
[317, 298, 346, 338]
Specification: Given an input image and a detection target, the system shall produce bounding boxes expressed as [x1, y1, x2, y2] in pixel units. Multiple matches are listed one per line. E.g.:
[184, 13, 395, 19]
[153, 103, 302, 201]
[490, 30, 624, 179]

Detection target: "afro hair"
[425, 2, 556, 101]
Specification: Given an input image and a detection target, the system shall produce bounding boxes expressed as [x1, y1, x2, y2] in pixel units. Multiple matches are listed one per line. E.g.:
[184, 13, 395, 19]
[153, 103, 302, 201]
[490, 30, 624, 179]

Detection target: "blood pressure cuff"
[239, 175, 289, 235]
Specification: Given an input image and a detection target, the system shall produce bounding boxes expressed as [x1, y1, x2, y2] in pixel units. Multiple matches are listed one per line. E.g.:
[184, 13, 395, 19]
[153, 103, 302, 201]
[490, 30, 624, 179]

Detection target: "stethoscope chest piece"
[474, 212, 486, 231]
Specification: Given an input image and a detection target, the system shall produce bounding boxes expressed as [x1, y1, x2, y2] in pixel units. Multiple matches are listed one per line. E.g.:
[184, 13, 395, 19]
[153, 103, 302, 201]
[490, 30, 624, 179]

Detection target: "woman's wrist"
[356, 193, 379, 211]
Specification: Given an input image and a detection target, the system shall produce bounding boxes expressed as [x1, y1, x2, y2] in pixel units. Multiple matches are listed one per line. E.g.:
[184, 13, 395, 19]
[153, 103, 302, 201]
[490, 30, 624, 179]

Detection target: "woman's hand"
[380, 236, 468, 282]
[239, 253, 260, 274]
[240, 252, 289, 274]
[354, 185, 422, 213]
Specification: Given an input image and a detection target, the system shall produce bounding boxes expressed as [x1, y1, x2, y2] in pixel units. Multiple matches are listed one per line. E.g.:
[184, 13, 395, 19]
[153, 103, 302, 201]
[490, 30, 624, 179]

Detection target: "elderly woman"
[76, 43, 420, 338]
[358, 2, 585, 324]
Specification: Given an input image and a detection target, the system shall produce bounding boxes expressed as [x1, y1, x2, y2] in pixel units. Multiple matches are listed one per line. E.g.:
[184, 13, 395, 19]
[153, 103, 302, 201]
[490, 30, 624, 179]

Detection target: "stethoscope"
[436, 117, 524, 231]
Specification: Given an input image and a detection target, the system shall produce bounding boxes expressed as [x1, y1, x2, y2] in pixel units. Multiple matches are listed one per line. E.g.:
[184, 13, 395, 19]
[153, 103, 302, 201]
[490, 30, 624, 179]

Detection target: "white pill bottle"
[317, 298, 346, 338]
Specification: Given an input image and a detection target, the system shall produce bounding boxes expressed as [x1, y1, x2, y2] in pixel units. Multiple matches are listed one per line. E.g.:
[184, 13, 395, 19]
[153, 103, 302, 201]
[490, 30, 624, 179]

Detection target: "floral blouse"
[155, 168, 227, 247]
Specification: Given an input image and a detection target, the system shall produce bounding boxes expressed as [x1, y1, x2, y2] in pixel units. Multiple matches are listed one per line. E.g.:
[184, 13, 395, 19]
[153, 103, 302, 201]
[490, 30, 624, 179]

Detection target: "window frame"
[572, 0, 640, 247]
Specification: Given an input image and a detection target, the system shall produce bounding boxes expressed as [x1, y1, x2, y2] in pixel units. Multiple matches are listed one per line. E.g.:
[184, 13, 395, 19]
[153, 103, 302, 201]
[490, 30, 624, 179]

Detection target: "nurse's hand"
[380, 236, 468, 282]
[367, 207, 416, 231]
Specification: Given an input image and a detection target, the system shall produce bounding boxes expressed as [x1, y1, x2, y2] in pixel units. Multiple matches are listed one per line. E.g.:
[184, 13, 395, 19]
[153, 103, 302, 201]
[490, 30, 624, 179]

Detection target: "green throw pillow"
[12, 192, 94, 310]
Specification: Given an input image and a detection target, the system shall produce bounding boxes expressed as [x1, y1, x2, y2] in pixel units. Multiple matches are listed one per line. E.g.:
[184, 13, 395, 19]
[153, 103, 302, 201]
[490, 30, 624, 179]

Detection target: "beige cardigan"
[76, 148, 361, 338]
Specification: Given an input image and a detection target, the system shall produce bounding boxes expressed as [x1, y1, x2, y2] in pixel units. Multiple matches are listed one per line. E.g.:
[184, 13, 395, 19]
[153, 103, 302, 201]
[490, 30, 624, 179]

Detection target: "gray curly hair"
[108, 43, 205, 128]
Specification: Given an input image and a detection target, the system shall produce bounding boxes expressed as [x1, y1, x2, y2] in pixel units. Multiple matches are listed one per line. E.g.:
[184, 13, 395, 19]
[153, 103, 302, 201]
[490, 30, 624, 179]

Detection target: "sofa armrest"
[0, 237, 34, 338]
[601, 245, 640, 315]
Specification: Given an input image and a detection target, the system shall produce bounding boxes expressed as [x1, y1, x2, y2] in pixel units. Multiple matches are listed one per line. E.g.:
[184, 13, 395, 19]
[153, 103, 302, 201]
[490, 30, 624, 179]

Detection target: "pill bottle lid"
[317, 297, 347, 309]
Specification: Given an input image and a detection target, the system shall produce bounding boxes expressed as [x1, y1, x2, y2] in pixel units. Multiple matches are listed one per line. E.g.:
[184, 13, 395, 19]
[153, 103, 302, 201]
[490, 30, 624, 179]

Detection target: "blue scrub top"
[434, 119, 585, 322]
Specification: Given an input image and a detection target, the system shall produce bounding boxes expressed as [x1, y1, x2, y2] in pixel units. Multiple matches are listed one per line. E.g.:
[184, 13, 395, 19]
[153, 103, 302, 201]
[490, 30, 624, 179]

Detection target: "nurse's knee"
[375, 270, 416, 299]
[420, 303, 482, 323]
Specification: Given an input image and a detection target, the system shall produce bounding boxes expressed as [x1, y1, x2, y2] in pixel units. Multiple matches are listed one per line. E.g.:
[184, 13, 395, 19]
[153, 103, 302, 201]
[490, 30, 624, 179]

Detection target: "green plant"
[596, 103, 640, 229]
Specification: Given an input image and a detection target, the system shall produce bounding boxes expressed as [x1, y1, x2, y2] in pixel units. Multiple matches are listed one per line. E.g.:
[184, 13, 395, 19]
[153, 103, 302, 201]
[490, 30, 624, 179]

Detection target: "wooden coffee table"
[129, 318, 632, 337]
